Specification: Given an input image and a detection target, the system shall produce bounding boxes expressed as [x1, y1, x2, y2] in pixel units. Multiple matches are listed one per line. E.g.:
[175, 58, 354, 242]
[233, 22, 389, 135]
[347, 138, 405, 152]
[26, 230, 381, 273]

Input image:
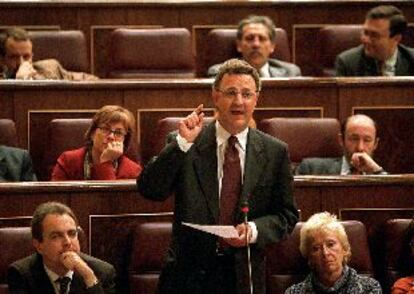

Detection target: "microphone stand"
[241, 202, 253, 294]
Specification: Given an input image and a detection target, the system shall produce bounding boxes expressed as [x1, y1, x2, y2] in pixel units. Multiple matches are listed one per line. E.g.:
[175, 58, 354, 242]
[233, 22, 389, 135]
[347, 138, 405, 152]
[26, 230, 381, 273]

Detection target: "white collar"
[258, 62, 271, 78]
[44, 263, 74, 284]
[215, 121, 248, 151]
[340, 156, 351, 175]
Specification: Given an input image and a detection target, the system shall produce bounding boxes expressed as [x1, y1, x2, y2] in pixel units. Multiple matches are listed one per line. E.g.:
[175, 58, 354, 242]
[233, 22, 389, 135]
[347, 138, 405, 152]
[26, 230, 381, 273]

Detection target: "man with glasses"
[335, 5, 414, 76]
[296, 114, 387, 175]
[138, 59, 298, 293]
[207, 15, 301, 78]
[8, 201, 116, 293]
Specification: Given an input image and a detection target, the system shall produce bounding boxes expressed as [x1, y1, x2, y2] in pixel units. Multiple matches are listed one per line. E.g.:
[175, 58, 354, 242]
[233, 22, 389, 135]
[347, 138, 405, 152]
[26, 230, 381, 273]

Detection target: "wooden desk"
[1, 0, 413, 77]
[1, 175, 414, 292]
[1, 77, 414, 173]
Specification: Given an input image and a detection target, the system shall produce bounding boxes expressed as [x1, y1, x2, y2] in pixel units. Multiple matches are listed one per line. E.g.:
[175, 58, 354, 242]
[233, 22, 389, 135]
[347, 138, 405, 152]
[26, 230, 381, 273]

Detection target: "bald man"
[296, 114, 387, 175]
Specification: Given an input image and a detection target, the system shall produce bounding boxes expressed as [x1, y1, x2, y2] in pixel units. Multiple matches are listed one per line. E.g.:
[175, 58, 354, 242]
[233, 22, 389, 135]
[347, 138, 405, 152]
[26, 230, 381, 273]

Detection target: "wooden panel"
[192, 24, 236, 77]
[354, 107, 414, 174]
[13, 86, 124, 148]
[338, 80, 414, 173]
[0, 216, 32, 228]
[28, 110, 96, 180]
[293, 25, 325, 76]
[90, 213, 173, 294]
[340, 208, 414, 289]
[90, 25, 163, 78]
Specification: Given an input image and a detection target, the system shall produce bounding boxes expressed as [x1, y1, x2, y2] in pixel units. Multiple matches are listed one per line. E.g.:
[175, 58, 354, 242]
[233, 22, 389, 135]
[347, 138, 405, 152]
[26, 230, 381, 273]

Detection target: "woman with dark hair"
[51, 105, 142, 180]
[392, 220, 414, 294]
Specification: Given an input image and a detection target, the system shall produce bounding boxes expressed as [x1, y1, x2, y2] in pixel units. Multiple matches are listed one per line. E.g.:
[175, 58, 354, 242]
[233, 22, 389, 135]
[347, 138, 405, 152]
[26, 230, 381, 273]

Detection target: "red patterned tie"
[219, 136, 241, 225]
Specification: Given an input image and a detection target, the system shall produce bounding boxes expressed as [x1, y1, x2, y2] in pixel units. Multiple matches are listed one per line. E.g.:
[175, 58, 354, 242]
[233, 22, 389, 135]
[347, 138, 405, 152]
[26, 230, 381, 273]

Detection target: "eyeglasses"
[217, 88, 257, 100]
[98, 126, 127, 139]
[46, 228, 79, 242]
[361, 29, 389, 41]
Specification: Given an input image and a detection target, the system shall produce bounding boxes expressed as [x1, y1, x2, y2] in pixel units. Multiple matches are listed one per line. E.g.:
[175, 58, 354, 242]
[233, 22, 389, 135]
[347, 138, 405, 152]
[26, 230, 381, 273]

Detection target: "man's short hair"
[236, 15, 276, 43]
[341, 114, 378, 138]
[0, 27, 30, 57]
[212, 58, 261, 92]
[31, 201, 79, 242]
[366, 5, 407, 37]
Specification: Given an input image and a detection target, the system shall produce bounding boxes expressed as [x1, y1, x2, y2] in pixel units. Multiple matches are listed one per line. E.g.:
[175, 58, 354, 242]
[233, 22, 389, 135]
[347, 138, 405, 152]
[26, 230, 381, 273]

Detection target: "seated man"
[0, 27, 98, 80]
[296, 114, 386, 175]
[0, 144, 37, 181]
[8, 201, 116, 293]
[207, 15, 301, 78]
[335, 5, 414, 76]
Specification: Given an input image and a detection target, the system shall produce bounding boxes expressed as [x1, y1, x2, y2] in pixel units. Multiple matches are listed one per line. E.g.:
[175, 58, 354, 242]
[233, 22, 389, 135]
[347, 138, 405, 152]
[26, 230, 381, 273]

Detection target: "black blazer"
[137, 123, 298, 293]
[335, 44, 414, 76]
[7, 253, 117, 294]
[0, 145, 37, 182]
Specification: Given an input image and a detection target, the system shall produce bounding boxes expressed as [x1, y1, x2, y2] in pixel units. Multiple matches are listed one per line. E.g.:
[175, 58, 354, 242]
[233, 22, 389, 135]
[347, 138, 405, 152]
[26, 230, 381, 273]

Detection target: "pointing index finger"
[194, 104, 204, 115]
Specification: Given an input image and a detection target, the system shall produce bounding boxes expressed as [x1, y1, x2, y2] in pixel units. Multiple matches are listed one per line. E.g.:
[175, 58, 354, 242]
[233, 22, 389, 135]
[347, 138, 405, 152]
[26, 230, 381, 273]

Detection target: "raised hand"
[100, 141, 123, 163]
[15, 60, 37, 80]
[351, 152, 382, 174]
[60, 251, 98, 287]
[178, 104, 205, 143]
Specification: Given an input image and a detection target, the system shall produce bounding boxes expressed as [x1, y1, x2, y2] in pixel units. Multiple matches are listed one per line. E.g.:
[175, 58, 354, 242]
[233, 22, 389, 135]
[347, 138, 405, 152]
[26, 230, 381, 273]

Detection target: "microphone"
[241, 201, 253, 294]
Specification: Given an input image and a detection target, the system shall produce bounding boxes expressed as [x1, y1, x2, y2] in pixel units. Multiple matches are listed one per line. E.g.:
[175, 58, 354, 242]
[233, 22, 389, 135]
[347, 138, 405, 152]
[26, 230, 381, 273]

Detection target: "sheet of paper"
[182, 222, 238, 238]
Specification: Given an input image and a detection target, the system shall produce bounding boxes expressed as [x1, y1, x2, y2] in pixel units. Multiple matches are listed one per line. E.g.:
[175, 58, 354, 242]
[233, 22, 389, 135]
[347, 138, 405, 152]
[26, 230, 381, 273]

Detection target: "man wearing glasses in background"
[138, 59, 298, 293]
[335, 5, 414, 76]
[8, 201, 117, 293]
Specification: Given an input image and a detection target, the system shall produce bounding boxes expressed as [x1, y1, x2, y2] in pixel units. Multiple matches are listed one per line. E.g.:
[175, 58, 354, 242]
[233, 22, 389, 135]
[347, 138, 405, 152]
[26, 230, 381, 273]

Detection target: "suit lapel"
[31, 254, 56, 294]
[193, 123, 220, 223]
[237, 129, 266, 220]
[69, 272, 86, 293]
[328, 157, 343, 175]
[363, 57, 379, 76]
[395, 48, 409, 75]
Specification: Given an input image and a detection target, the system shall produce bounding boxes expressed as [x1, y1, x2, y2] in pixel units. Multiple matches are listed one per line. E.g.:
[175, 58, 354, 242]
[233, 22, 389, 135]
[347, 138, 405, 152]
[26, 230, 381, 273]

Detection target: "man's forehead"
[42, 213, 76, 229]
[346, 121, 376, 136]
[242, 23, 270, 36]
[220, 73, 256, 88]
[363, 18, 391, 32]
[6, 38, 32, 51]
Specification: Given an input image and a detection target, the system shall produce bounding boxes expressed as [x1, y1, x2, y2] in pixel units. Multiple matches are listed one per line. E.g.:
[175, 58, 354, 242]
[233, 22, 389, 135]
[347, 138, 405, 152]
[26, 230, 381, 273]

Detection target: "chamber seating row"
[0, 219, 410, 293]
[0, 116, 342, 180]
[10, 25, 414, 78]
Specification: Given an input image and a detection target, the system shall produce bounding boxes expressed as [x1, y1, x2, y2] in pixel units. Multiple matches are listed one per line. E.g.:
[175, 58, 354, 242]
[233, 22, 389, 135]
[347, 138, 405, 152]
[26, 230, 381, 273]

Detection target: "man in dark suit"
[138, 59, 298, 293]
[0, 145, 37, 181]
[296, 114, 386, 175]
[207, 15, 301, 78]
[8, 201, 116, 293]
[335, 5, 414, 76]
[0, 27, 98, 80]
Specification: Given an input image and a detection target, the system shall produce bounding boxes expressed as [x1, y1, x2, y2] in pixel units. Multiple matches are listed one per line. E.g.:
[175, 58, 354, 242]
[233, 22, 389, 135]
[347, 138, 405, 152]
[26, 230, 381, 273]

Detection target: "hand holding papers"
[182, 222, 239, 238]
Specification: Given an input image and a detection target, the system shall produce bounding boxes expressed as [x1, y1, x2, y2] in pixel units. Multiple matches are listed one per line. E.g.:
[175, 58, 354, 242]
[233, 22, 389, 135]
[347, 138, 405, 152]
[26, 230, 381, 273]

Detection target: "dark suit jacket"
[137, 123, 299, 293]
[207, 58, 302, 77]
[0, 145, 37, 182]
[7, 253, 117, 294]
[296, 157, 342, 175]
[335, 44, 414, 76]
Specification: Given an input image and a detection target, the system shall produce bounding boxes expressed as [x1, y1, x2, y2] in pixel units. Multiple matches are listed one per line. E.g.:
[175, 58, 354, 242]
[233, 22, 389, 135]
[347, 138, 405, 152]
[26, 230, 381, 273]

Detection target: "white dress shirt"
[176, 121, 258, 243]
